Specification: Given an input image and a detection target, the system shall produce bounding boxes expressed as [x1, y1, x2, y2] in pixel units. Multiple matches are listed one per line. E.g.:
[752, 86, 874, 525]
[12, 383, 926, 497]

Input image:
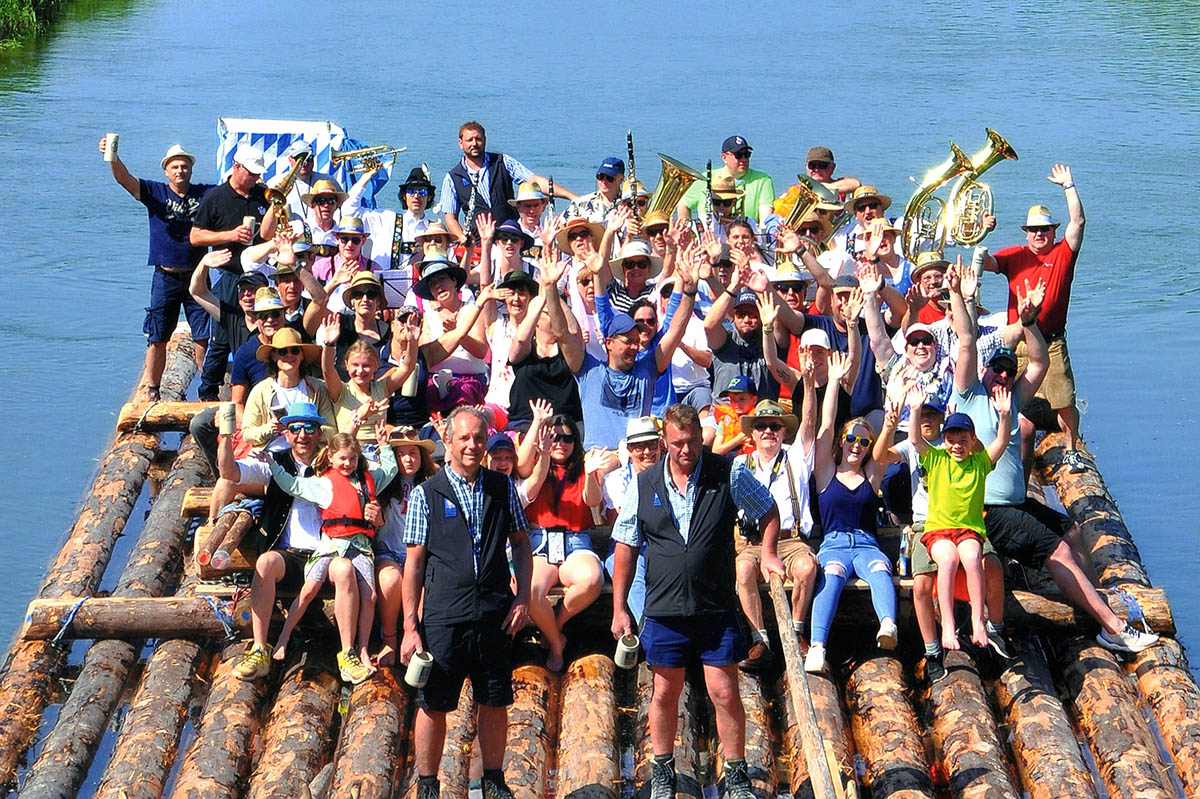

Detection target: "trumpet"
[644, 153, 704, 219]
[263, 151, 308, 231]
[900, 142, 973, 261]
[943, 128, 1018, 247]
[331, 144, 408, 174]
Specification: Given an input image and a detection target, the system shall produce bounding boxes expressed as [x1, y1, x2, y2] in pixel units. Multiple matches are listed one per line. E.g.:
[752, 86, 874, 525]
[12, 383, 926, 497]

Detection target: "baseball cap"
[942, 413, 976, 434]
[905, 323, 935, 342]
[286, 140, 313, 158]
[806, 146, 835, 163]
[733, 289, 758, 308]
[487, 432, 515, 453]
[989, 347, 1019, 370]
[721, 375, 758, 396]
[596, 157, 625, 178]
[232, 144, 266, 175]
[604, 313, 639, 338]
[800, 329, 831, 350]
[235, 271, 269, 291]
[722, 135, 752, 153]
[832, 274, 859, 293]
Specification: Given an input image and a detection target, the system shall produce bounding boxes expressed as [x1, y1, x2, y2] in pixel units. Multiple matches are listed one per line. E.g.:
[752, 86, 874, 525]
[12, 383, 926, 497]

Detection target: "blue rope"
[1109, 587, 1150, 633]
[50, 597, 87, 648]
[202, 595, 239, 642]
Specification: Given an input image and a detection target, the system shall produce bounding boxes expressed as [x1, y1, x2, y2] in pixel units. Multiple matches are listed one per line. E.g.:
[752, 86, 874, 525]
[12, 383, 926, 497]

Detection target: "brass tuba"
[944, 128, 1018, 247]
[331, 144, 408, 174]
[900, 142, 974, 260]
[263, 151, 308, 231]
[645, 154, 704, 218]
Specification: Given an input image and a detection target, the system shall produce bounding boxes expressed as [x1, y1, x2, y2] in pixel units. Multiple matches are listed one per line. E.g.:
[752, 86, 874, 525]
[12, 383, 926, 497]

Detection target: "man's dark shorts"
[418, 611, 514, 712]
[268, 548, 310, 588]
[642, 610, 747, 669]
[145, 267, 211, 344]
[984, 498, 1072, 568]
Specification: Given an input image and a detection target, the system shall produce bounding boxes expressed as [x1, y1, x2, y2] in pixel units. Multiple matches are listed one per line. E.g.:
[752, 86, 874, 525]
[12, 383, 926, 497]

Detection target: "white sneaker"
[804, 644, 827, 673]
[1062, 448, 1089, 474]
[1097, 624, 1159, 654]
[876, 619, 899, 650]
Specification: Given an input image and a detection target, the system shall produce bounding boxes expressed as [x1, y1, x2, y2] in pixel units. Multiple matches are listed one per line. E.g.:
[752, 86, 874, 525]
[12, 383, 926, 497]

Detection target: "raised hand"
[701, 228, 722, 262]
[476, 211, 495, 243]
[828, 351, 852, 383]
[430, 411, 447, 442]
[944, 259, 963, 295]
[667, 217, 693, 250]
[855, 261, 882, 294]
[374, 418, 390, 443]
[475, 284, 500, 306]
[958, 255, 979, 299]
[883, 394, 903, 429]
[201, 248, 233, 270]
[981, 212, 997, 232]
[991, 383, 1012, 415]
[776, 223, 801, 255]
[541, 217, 564, 249]
[864, 218, 886, 259]
[608, 205, 633, 234]
[744, 264, 770, 294]
[627, 216, 642, 237]
[529, 398, 554, 424]
[1047, 163, 1074, 186]
[757, 292, 780, 327]
[841, 287, 866, 324]
[539, 245, 567, 288]
[905, 284, 927, 312]
[584, 447, 621, 475]
[1019, 277, 1046, 324]
[320, 312, 341, 347]
[800, 349, 816, 385]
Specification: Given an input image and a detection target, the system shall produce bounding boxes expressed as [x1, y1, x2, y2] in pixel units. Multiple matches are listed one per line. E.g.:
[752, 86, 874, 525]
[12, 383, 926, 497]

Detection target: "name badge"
[443, 498, 458, 518]
[652, 493, 663, 508]
[547, 531, 566, 565]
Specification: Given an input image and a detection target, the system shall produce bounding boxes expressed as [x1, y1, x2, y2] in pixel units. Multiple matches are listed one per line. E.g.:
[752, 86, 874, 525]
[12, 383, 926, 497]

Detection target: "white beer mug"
[104, 133, 119, 162]
[614, 634, 640, 670]
[405, 650, 434, 688]
[217, 402, 237, 435]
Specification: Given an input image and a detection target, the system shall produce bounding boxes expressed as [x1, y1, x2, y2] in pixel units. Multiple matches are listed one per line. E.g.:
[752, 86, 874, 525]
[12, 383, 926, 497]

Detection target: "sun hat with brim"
[942, 412, 976, 435]
[235, 272, 270, 291]
[332, 217, 369, 238]
[252, 286, 285, 313]
[623, 416, 661, 446]
[555, 217, 604, 251]
[413, 250, 467, 300]
[388, 427, 437, 453]
[795, 212, 833, 240]
[415, 221, 452, 241]
[497, 269, 539, 295]
[233, 144, 266, 175]
[507, 181, 548, 206]
[845, 185, 891, 214]
[739, 400, 800, 438]
[160, 144, 196, 171]
[710, 176, 744, 199]
[771, 266, 810, 286]
[911, 251, 950, 282]
[621, 179, 651, 202]
[493, 219, 535, 250]
[256, 326, 320, 364]
[1021, 205, 1060, 230]
[286, 140, 314, 158]
[611, 238, 664, 281]
[399, 166, 436, 193]
[301, 178, 348, 206]
[280, 401, 326, 426]
[271, 262, 298, 280]
[347, 270, 384, 295]
[642, 209, 670, 231]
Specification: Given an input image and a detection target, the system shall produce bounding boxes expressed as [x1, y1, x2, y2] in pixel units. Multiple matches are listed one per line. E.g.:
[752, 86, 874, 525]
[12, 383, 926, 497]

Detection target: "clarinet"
[548, 175, 556, 219]
[704, 159, 714, 232]
[463, 177, 479, 244]
[627, 131, 640, 223]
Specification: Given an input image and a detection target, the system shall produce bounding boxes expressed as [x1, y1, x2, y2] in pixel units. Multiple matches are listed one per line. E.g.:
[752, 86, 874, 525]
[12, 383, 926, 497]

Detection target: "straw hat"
[301, 178, 348, 206]
[610, 238, 664, 281]
[1021, 205, 1060, 230]
[415, 221, 452, 241]
[739, 399, 800, 438]
[256, 326, 320, 363]
[845, 185, 892, 214]
[911, 251, 950, 282]
[555, 217, 604, 251]
[508, 181, 548, 207]
[252, 286, 284, 313]
[642, 209, 670, 231]
[710, 175, 744, 199]
[388, 426, 437, 454]
[331, 216, 369, 238]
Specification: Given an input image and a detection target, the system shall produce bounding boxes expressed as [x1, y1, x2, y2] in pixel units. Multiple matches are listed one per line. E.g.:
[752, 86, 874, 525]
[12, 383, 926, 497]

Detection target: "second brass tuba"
[263, 151, 309, 231]
[645, 154, 704, 218]
[900, 142, 974, 260]
[944, 128, 1018, 248]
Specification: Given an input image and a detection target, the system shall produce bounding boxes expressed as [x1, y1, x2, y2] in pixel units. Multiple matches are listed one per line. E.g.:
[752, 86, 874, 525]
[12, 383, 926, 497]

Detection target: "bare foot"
[360, 646, 376, 675]
[546, 634, 567, 672]
[272, 639, 289, 662]
[376, 637, 397, 667]
[941, 627, 960, 651]
[970, 625, 989, 649]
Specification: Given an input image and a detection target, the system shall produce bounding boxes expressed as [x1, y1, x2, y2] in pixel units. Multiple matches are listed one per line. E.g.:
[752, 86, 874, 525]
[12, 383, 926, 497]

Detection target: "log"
[329, 666, 411, 799]
[21, 595, 252, 640]
[182, 485, 213, 517]
[768, 577, 838, 799]
[921, 650, 1019, 799]
[19, 437, 210, 799]
[1006, 585, 1174, 636]
[778, 670, 858, 799]
[197, 510, 255, 567]
[635, 662, 702, 798]
[168, 642, 272, 799]
[1056, 636, 1173, 799]
[195, 520, 256, 576]
[556, 655, 619, 799]
[117, 400, 220, 432]
[438, 679, 479, 799]
[714, 671, 776, 799]
[503, 663, 561, 799]
[1124, 638, 1200, 797]
[1036, 434, 1151, 588]
[987, 638, 1098, 799]
[845, 655, 935, 799]
[245, 654, 341, 799]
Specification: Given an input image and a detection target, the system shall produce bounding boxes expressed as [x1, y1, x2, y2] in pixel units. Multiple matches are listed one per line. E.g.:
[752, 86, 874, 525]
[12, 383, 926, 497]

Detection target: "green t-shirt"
[920, 446, 993, 536]
[680, 165, 776, 223]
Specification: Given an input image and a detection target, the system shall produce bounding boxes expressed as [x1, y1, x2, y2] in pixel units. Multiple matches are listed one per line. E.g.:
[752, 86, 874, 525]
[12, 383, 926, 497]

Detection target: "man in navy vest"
[401, 406, 533, 799]
[439, 121, 576, 243]
[611, 404, 781, 799]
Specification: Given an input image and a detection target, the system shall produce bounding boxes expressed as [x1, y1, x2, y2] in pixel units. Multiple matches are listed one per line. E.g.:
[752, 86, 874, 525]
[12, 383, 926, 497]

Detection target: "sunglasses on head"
[337, 236, 363, 245]
[808, 160, 831, 170]
[907, 335, 936, 347]
[567, 229, 592, 241]
[405, 187, 430, 197]
[256, 310, 282, 321]
[552, 432, 577, 443]
[753, 422, 784, 432]
[287, 422, 318, 435]
[275, 346, 303, 357]
[856, 200, 881, 212]
[313, 196, 338, 206]
[844, 433, 872, 447]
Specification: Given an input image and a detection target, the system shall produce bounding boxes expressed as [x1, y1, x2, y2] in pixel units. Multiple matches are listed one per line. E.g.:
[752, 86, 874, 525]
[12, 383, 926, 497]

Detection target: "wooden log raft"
[1056, 636, 1174, 799]
[117, 400, 219, 433]
[329, 666, 411, 799]
[635, 662, 702, 798]
[845, 655, 935, 799]
[246, 654, 341, 799]
[1124, 638, 1200, 797]
[21, 595, 252, 640]
[715, 671, 777, 798]
[19, 437, 210, 799]
[504, 663, 562, 799]
[182, 485, 213, 516]
[986, 638, 1098, 799]
[921, 650, 1019, 799]
[555, 655, 620, 799]
[0, 330, 196, 784]
[778, 669, 858, 799]
[168, 642, 272, 799]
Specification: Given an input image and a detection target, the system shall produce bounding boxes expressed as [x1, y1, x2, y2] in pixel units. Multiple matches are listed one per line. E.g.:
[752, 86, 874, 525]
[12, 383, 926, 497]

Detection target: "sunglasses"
[753, 422, 784, 432]
[349, 289, 380, 301]
[798, 226, 822, 237]
[807, 160, 832, 170]
[275, 346, 303, 357]
[907, 335, 936, 347]
[567, 229, 592, 241]
[712, 198, 735, 207]
[313, 196, 338, 206]
[337, 236, 363, 245]
[405, 187, 431, 197]
[496, 233, 524, 244]
[623, 259, 650, 270]
[646, 226, 668, 236]
[730, 149, 751, 159]
[287, 422, 319, 435]
[256, 310, 283, 321]
[1026, 225, 1053, 234]
[991, 362, 1016, 377]
[597, 173, 620, 182]
[423, 236, 450, 247]
[631, 198, 649, 208]
[844, 433, 873, 447]
[776, 282, 806, 294]
[552, 433, 577, 443]
[856, 201, 882, 212]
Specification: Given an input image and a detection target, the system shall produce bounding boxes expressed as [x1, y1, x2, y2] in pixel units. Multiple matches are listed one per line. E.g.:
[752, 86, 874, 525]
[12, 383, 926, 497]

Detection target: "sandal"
[144, 385, 161, 402]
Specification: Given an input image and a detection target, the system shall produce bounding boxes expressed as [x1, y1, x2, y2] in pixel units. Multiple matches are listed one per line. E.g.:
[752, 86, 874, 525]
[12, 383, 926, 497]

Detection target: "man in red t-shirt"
[984, 164, 1086, 471]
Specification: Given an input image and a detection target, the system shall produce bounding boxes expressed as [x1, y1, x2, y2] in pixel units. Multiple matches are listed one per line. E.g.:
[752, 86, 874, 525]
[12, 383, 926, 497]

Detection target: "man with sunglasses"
[565, 157, 625, 224]
[832, 185, 894, 262]
[679, 135, 776, 224]
[982, 164, 1088, 472]
[803, 146, 860, 199]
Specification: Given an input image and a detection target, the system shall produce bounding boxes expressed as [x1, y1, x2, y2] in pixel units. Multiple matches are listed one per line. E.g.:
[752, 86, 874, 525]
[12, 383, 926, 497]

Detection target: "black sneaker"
[926, 654, 948, 684]
[649, 760, 676, 799]
[987, 634, 1014, 661]
[724, 759, 754, 799]
[481, 776, 514, 799]
[417, 778, 440, 799]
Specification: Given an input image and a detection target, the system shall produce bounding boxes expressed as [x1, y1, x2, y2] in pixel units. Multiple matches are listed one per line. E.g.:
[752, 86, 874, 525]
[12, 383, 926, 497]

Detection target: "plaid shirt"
[403, 465, 529, 575]
[612, 454, 776, 547]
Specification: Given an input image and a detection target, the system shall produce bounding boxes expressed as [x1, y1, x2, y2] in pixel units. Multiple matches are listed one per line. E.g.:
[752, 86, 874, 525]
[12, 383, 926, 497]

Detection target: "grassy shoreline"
[0, 0, 68, 44]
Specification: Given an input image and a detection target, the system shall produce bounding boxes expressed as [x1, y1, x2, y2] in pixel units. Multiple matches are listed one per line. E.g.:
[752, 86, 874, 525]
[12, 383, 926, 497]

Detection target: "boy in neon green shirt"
[907, 384, 1011, 651]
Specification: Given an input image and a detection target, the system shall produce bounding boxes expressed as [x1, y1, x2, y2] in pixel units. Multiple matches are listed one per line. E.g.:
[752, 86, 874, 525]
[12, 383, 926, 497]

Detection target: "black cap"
[721, 135, 752, 153]
[235, 271, 270, 290]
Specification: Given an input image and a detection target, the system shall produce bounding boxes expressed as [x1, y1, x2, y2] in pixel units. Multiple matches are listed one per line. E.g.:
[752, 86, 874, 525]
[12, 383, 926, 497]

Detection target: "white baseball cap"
[233, 144, 266, 175]
[800, 329, 831, 350]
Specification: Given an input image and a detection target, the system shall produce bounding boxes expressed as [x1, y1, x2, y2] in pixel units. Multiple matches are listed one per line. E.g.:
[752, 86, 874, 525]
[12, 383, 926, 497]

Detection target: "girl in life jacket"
[267, 428, 398, 683]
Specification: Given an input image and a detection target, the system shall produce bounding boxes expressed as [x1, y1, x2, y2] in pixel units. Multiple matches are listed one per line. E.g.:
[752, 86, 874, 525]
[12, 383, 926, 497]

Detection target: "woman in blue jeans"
[805, 351, 897, 673]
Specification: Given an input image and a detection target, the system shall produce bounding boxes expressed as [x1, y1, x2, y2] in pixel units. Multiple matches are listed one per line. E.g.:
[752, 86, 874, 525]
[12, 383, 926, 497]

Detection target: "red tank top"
[527, 465, 593, 531]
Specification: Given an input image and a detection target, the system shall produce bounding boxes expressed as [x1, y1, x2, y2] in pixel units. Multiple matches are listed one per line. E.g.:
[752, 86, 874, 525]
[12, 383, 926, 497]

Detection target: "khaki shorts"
[736, 536, 817, 574]
[910, 523, 996, 576]
[1016, 335, 1076, 410]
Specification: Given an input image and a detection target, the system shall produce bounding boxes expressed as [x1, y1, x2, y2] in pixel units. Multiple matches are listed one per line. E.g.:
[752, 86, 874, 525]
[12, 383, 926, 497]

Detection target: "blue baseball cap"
[280, 401, 326, 426]
[487, 432, 515, 453]
[721, 135, 752, 153]
[942, 412, 975, 434]
[721, 375, 758, 396]
[989, 347, 1018, 370]
[604, 313, 639, 338]
[733, 289, 759, 308]
[596, 157, 625, 178]
[922, 398, 948, 414]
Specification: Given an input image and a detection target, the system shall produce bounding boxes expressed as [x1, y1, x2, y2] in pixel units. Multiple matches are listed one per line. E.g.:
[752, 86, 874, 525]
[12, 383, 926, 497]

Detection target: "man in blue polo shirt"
[100, 136, 216, 400]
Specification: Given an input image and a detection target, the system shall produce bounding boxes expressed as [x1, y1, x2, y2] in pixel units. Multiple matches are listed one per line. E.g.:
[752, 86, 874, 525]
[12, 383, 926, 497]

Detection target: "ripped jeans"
[810, 530, 897, 645]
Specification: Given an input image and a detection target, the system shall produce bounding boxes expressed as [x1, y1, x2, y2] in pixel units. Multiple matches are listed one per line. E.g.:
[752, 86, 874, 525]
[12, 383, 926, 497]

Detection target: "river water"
[1, 0, 1198, 666]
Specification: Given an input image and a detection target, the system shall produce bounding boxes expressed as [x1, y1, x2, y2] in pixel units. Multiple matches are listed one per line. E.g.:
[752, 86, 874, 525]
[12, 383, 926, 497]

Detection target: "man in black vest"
[611, 404, 781, 799]
[400, 406, 533, 799]
[439, 120, 576, 243]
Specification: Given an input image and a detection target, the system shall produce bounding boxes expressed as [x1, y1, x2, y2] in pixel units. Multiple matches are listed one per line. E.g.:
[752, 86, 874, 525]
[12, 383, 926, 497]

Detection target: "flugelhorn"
[644, 153, 704, 219]
[900, 142, 974, 260]
[331, 144, 408, 174]
[263, 151, 308, 231]
[943, 128, 1018, 248]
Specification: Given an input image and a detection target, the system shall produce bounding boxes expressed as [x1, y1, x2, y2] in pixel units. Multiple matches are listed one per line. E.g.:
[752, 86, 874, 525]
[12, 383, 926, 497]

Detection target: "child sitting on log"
[266, 426, 398, 684]
[905, 382, 1011, 651]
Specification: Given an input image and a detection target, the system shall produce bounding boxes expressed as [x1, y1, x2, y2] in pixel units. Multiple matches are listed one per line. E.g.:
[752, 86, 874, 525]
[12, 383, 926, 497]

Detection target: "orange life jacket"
[321, 469, 378, 539]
